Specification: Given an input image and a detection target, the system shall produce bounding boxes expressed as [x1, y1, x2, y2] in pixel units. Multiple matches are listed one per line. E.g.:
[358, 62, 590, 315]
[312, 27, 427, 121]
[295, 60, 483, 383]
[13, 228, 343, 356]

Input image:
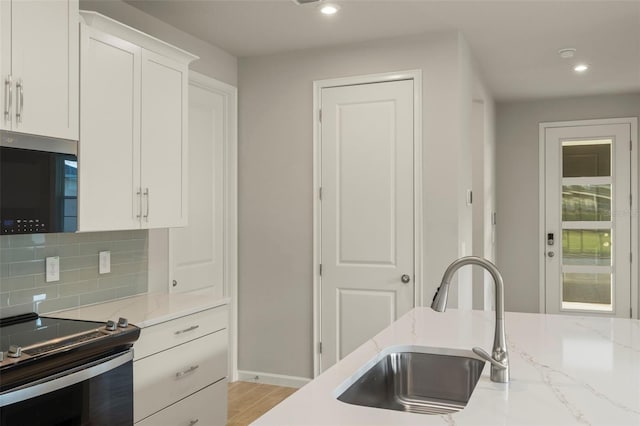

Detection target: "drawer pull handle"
[175, 325, 200, 335]
[175, 365, 199, 378]
[189, 420, 199, 426]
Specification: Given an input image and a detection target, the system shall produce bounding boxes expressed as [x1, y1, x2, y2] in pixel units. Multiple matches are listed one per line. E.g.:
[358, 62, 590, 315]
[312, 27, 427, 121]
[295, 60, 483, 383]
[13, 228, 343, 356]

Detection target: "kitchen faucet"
[431, 256, 509, 383]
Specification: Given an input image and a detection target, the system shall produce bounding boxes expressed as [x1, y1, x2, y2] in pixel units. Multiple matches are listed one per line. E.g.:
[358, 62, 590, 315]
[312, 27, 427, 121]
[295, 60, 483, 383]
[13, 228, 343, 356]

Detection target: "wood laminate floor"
[227, 381, 298, 426]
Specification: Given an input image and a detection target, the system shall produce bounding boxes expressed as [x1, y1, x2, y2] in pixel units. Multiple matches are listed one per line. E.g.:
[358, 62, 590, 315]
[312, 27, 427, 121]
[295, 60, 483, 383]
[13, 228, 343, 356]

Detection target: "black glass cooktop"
[0, 313, 105, 353]
[0, 312, 140, 392]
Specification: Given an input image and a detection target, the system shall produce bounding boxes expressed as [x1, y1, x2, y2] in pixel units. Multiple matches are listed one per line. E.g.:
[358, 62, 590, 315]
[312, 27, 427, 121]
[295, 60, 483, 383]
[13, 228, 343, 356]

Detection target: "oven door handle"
[0, 350, 133, 407]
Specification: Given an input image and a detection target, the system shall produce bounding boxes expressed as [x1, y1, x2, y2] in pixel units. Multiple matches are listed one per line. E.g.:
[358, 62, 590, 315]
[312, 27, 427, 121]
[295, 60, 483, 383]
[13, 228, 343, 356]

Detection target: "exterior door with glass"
[543, 120, 634, 317]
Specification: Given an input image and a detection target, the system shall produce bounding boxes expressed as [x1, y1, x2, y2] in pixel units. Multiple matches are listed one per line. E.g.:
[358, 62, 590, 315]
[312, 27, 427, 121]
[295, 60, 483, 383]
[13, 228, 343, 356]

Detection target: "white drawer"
[134, 330, 228, 422]
[135, 379, 227, 426]
[134, 306, 228, 360]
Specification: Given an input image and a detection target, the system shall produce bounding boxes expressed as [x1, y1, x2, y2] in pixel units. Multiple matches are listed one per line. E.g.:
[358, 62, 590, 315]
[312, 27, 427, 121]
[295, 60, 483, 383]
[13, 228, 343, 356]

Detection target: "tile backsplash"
[0, 230, 148, 318]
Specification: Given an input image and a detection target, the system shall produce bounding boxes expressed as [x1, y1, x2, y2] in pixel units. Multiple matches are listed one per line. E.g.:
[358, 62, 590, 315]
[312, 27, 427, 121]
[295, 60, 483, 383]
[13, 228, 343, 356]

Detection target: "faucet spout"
[430, 256, 509, 383]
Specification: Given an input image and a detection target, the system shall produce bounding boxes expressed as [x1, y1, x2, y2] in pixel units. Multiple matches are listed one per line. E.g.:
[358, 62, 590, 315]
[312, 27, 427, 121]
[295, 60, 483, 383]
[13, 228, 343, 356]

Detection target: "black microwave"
[0, 132, 78, 234]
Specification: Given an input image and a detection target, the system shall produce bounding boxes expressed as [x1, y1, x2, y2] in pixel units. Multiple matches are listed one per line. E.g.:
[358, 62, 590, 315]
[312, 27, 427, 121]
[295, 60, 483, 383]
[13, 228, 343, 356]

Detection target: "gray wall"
[496, 93, 640, 313]
[80, 0, 238, 86]
[238, 31, 484, 379]
[0, 231, 148, 318]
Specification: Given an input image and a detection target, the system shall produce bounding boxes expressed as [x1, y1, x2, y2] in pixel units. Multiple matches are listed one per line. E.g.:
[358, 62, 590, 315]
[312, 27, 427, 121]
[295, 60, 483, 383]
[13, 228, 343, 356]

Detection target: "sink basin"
[337, 347, 485, 415]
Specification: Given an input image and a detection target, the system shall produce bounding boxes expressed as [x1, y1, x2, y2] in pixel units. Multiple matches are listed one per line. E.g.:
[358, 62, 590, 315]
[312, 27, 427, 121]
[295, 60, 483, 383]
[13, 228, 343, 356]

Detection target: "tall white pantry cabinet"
[0, 0, 79, 140]
[78, 11, 197, 232]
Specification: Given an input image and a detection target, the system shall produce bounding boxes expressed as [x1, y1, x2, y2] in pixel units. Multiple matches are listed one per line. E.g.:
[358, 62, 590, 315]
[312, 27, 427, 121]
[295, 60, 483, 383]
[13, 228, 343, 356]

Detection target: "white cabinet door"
[140, 49, 188, 229]
[169, 76, 226, 294]
[5, 0, 78, 140]
[134, 330, 228, 422]
[0, 2, 10, 131]
[135, 380, 227, 426]
[78, 25, 141, 231]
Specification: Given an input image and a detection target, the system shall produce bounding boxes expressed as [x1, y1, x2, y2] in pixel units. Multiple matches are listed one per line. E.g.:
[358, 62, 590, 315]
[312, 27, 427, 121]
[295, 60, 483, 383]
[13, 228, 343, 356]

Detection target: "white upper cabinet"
[140, 50, 189, 228]
[78, 11, 197, 232]
[78, 25, 141, 231]
[0, 0, 79, 140]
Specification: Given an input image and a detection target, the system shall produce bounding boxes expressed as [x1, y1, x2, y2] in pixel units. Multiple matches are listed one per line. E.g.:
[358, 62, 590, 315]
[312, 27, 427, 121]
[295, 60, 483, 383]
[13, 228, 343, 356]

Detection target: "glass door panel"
[562, 184, 611, 221]
[560, 139, 613, 312]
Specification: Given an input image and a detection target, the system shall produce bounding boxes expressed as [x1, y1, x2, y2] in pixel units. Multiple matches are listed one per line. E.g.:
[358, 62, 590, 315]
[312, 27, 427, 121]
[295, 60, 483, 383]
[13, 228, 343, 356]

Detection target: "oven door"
[0, 350, 133, 426]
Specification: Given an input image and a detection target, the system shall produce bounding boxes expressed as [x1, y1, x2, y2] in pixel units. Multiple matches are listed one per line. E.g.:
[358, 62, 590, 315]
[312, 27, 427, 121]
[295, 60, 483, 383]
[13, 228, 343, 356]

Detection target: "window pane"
[562, 273, 611, 306]
[562, 141, 611, 177]
[562, 229, 611, 266]
[562, 184, 611, 221]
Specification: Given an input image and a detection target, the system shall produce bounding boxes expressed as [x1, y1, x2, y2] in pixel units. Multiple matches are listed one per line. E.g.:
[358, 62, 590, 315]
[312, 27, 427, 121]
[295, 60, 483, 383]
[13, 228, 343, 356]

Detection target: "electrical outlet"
[99, 251, 111, 274]
[46, 257, 60, 282]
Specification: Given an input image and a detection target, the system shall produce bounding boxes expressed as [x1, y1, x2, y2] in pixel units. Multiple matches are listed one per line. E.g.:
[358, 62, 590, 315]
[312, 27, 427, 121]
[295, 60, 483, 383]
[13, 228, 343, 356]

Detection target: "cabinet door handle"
[136, 188, 142, 219]
[174, 325, 199, 335]
[15, 79, 23, 123]
[4, 75, 11, 123]
[143, 188, 150, 220]
[188, 420, 199, 426]
[175, 365, 199, 378]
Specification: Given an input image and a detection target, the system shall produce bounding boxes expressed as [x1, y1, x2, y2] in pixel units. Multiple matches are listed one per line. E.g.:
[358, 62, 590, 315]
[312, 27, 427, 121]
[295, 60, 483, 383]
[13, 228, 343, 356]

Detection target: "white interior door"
[544, 122, 632, 317]
[170, 76, 225, 296]
[320, 79, 414, 371]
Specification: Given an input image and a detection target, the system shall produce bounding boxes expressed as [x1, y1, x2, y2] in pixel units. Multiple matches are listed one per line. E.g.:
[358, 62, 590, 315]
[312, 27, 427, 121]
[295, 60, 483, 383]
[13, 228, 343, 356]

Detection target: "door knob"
[547, 251, 555, 258]
[401, 274, 411, 283]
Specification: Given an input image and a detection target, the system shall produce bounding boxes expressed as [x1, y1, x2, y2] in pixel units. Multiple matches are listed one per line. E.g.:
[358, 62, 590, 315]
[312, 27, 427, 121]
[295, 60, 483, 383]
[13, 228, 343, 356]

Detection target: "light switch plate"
[46, 256, 60, 282]
[99, 251, 111, 274]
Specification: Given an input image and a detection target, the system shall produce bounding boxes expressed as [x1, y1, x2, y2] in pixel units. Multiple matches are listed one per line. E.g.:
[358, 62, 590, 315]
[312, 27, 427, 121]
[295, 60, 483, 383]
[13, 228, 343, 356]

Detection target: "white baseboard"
[236, 370, 311, 389]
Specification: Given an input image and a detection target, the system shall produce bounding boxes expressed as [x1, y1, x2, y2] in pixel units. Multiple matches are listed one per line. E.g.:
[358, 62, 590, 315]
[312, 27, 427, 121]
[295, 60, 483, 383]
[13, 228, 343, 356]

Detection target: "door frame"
[168, 71, 239, 380]
[538, 117, 638, 318]
[312, 70, 423, 377]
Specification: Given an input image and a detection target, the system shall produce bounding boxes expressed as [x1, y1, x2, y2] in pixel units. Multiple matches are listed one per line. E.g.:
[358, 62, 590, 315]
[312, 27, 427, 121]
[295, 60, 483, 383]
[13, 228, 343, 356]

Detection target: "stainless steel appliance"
[0, 131, 78, 234]
[0, 312, 140, 426]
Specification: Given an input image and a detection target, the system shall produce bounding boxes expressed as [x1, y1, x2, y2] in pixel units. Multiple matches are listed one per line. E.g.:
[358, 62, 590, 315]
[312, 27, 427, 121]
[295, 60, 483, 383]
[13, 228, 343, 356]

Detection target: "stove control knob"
[117, 317, 129, 328]
[8, 345, 22, 358]
[105, 320, 117, 331]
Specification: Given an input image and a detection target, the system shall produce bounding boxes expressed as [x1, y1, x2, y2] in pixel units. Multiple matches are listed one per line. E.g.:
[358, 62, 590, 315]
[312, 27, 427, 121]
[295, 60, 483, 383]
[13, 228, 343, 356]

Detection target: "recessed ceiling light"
[319, 3, 340, 15]
[574, 64, 589, 73]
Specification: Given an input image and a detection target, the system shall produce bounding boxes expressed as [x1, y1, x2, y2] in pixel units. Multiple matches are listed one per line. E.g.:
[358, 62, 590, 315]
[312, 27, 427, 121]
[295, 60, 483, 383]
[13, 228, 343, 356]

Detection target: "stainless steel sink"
[337, 347, 485, 415]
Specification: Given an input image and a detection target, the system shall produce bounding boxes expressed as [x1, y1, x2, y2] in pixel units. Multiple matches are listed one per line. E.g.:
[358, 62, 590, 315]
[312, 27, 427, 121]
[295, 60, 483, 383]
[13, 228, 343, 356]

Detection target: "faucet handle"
[472, 347, 507, 370]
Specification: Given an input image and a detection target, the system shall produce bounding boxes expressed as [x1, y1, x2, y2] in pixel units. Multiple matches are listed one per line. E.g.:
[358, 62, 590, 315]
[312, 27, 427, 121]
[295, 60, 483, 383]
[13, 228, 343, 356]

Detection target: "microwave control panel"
[2, 219, 47, 234]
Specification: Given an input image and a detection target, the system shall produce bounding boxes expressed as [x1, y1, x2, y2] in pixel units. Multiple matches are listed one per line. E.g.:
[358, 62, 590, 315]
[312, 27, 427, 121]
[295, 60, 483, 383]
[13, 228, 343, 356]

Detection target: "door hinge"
[319, 264, 322, 276]
[319, 342, 323, 354]
[319, 109, 322, 123]
[630, 307, 633, 318]
[630, 140, 633, 151]
[319, 187, 323, 200]
[630, 193, 633, 207]
[630, 252, 633, 263]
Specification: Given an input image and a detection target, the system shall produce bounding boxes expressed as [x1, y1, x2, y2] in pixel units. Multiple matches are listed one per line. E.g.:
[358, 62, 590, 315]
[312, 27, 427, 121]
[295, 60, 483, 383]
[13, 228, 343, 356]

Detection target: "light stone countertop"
[53, 289, 229, 328]
[254, 307, 640, 426]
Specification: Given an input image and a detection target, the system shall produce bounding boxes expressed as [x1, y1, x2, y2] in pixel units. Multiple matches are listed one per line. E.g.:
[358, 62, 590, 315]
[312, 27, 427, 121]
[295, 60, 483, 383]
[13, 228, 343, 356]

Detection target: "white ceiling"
[124, 0, 640, 101]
